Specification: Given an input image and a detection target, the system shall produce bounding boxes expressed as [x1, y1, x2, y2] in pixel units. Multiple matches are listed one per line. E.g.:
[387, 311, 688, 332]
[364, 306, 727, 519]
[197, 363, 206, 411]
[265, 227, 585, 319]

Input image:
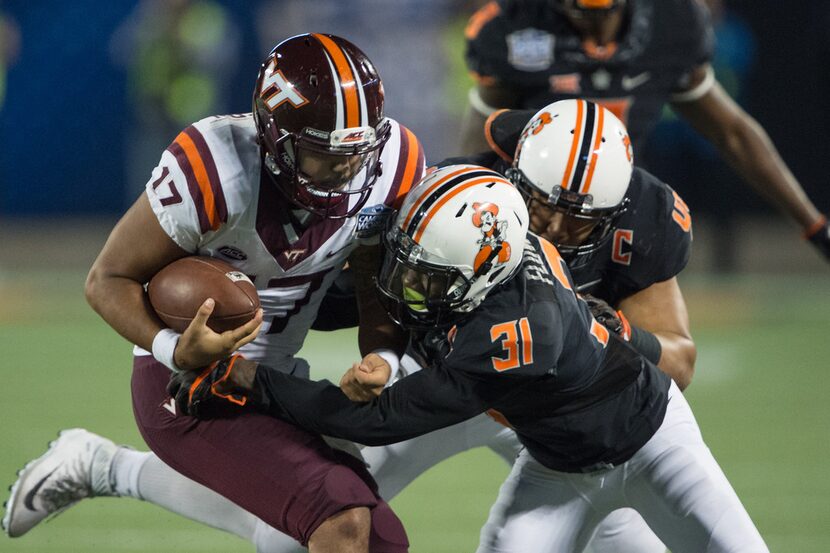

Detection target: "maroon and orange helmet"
[253, 33, 391, 218]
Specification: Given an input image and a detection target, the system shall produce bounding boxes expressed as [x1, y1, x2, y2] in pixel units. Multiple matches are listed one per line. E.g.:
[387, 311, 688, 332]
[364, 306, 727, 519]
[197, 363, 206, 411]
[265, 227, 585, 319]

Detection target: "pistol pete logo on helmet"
[260, 61, 309, 111]
[472, 202, 512, 273]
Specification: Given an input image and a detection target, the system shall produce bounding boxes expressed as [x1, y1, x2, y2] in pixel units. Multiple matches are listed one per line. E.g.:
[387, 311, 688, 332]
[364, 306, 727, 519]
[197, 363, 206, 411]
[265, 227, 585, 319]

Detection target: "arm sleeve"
[254, 363, 499, 446]
[671, 0, 716, 93]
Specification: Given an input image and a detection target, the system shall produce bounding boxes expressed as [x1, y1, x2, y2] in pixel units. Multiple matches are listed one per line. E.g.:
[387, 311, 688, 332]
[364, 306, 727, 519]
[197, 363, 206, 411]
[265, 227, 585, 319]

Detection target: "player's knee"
[309, 507, 371, 552]
[369, 501, 409, 553]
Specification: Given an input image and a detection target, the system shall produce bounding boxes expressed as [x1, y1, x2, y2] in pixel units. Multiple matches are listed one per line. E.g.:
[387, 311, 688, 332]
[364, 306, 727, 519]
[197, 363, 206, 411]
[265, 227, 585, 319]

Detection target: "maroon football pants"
[132, 356, 408, 551]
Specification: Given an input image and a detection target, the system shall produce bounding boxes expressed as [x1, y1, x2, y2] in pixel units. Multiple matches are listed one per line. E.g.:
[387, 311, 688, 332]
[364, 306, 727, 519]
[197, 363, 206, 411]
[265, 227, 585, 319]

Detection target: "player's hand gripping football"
[173, 299, 263, 371]
[339, 353, 392, 402]
[581, 294, 630, 339]
[806, 217, 830, 262]
[167, 354, 263, 419]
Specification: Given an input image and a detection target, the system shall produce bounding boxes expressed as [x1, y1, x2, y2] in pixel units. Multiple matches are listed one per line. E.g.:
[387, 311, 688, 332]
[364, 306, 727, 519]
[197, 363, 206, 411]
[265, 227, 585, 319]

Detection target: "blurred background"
[1, 1, 828, 552]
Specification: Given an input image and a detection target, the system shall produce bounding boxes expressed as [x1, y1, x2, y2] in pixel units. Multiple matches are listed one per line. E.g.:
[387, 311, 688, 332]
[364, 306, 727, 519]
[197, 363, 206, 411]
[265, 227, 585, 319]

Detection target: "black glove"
[167, 355, 262, 419]
[581, 294, 627, 338]
[806, 217, 830, 262]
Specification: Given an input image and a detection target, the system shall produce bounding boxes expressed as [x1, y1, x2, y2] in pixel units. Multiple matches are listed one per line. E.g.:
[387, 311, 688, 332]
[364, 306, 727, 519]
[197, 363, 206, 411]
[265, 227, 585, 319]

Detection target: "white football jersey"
[135, 113, 425, 372]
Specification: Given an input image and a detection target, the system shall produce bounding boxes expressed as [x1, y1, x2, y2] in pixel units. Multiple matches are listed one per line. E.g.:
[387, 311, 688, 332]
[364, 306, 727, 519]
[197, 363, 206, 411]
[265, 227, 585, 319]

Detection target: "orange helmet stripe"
[402, 165, 479, 230]
[580, 104, 605, 194]
[413, 176, 509, 243]
[174, 131, 219, 230]
[314, 34, 360, 128]
[560, 99, 585, 190]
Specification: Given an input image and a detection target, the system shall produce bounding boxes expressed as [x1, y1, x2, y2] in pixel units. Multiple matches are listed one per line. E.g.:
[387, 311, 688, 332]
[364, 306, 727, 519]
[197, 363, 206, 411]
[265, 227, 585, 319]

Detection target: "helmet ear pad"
[252, 33, 390, 219]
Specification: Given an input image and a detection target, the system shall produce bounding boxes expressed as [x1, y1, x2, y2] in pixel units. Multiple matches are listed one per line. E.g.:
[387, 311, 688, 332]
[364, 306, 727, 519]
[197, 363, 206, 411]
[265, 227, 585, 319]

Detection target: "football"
[148, 256, 260, 333]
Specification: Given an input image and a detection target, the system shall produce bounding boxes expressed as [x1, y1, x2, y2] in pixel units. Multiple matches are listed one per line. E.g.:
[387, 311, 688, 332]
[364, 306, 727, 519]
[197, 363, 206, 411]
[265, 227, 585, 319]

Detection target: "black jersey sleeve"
[254, 359, 514, 447]
[666, 0, 716, 90]
[484, 108, 535, 161]
[435, 151, 503, 170]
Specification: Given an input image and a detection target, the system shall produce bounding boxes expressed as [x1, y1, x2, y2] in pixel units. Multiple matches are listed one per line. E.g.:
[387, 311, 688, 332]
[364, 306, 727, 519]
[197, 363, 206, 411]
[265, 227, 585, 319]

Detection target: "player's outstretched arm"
[616, 277, 696, 390]
[672, 64, 829, 260]
[85, 194, 190, 353]
[169, 356, 492, 445]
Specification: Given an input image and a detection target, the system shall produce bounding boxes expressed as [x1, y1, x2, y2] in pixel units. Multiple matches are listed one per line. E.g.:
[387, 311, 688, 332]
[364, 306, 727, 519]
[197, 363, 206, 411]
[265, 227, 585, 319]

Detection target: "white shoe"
[3, 428, 118, 537]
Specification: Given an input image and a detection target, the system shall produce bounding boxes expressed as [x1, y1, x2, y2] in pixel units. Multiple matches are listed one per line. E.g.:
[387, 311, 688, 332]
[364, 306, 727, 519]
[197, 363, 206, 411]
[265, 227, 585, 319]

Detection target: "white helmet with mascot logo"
[506, 99, 633, 269]
[376, 165, 528, 330]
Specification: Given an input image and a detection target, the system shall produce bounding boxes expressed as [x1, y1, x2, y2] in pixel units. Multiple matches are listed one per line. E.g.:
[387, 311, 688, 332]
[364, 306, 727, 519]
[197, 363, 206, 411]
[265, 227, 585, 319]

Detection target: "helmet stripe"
[580, 103, 605, 194]
[413, 175, 508, 243]
[344, 51, 369, 127]
[402, 165, 481, 230]
[559, 99, 585, 191]
[314, 34, 360, 128]
[569, 100, 596, 192]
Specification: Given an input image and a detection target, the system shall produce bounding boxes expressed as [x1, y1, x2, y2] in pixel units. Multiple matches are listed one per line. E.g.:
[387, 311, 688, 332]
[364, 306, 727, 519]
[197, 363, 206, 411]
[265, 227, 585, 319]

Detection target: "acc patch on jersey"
[506, 29, 554, 71]
[355, 204, 394, 239]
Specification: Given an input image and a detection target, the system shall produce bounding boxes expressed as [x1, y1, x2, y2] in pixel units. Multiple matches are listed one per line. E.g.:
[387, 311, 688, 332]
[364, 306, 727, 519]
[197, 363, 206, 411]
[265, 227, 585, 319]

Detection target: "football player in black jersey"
[457, 99, 696, 390]
[461, 0, 830, 261]
[169, 165, 769, 553]
[309, 99, 696, 552]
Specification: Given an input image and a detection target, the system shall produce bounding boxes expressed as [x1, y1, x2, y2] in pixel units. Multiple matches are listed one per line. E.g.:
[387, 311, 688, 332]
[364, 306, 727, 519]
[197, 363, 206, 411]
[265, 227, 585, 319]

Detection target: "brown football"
[148, 256, 260, 333]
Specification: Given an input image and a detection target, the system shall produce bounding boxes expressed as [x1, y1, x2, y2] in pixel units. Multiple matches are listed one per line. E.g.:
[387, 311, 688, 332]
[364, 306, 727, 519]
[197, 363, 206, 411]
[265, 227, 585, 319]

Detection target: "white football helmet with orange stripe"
[507, 99, 632, 268]
[253, 33, 391, 218]
[376, 165, 528, 329]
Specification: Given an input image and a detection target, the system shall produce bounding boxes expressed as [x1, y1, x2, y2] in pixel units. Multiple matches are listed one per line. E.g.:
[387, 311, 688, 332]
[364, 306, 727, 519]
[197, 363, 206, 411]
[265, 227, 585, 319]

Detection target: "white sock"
[109, 447, 151, 498]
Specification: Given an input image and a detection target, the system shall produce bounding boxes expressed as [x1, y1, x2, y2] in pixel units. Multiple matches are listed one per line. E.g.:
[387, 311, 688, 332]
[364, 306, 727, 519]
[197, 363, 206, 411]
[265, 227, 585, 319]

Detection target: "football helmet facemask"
[376, 165, 528, 330]
[253, 33, 391, 219]
[507, 99, 632, 270]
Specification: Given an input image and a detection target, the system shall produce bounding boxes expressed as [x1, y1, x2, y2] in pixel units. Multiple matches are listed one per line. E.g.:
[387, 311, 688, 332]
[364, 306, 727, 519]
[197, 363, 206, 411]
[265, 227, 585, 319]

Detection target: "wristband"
[629, 326, 662, 365]
[372, 348, 401, 387]
[803, 215, 827, 239]
[152, 328, 182, 372]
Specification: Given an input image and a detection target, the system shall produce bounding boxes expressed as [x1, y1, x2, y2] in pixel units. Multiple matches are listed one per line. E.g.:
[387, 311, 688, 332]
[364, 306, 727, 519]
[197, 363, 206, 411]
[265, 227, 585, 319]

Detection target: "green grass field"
[1, 270, 828, 552]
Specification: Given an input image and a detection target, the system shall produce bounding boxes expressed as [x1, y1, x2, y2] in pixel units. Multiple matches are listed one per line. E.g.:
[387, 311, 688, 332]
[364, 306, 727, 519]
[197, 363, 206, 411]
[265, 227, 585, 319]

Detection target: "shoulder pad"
[611, 169, 691, 290]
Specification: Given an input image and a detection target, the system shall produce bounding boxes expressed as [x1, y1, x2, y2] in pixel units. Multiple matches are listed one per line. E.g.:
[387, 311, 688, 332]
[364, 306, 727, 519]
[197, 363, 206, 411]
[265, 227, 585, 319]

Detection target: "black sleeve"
[254, 362, 505, 446]
[485, 108, 536, 159]
[670, 0, 716, 91]
[435, 151, 502, 169]
[310, 269, 359, 331]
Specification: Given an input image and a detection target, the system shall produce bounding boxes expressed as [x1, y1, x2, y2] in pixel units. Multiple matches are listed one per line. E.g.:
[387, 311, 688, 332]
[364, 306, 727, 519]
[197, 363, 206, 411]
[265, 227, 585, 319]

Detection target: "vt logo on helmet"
[507, 99, 632, 270]
[253, 33, 391, 219]
[376, 165, 528, 330]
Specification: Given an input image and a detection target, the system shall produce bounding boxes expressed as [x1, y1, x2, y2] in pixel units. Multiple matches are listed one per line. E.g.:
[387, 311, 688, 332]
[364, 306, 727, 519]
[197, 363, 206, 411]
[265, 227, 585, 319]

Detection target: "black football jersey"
[257, 235, 670, 473]
[466, 0, 714, 150]
[440, 109, 693, 306]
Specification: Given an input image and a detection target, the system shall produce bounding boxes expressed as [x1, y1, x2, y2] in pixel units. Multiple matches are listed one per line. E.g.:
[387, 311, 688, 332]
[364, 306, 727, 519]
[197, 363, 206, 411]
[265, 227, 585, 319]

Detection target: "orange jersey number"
[671, 190, 692, 232]
[490, 317, 534, 372]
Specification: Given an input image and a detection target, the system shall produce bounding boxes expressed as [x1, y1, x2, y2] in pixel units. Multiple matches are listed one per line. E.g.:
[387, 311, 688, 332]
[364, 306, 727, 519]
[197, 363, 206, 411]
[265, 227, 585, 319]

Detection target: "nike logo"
[621, 71, 651, 91]
[24, 469, 57, 511]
